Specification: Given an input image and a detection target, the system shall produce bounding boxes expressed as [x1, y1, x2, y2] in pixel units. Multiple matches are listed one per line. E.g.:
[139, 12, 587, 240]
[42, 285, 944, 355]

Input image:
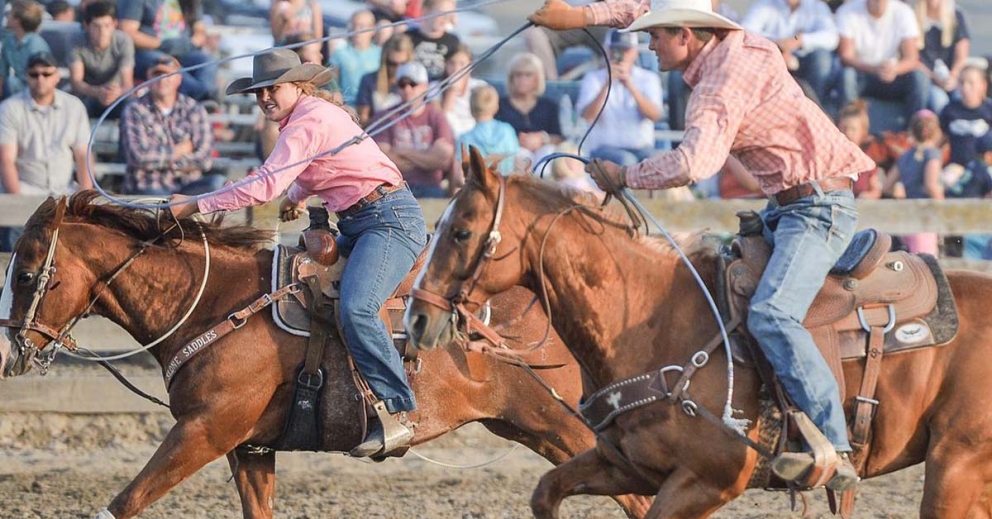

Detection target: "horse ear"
[468, 145, 499, 191]
[460, 142, 470, 177]
[52, 196, 68, 228]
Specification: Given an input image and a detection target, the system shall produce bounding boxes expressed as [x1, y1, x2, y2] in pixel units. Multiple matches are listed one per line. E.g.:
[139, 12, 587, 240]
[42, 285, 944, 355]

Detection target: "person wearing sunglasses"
[0, 51, 92, 252]
[168, 49, 428, 458]
[356, 33, 414, 127]
[371, 61, 456, 198]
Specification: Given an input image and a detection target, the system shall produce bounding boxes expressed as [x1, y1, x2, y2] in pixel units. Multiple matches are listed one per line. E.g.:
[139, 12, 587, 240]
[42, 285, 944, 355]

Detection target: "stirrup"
[349, 400, 414, 458]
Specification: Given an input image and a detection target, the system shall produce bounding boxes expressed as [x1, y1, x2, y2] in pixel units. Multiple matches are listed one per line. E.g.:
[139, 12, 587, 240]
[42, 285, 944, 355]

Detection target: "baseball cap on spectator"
[26, 51, 58, 69]
[975, 132, 992, 156]
[147, 55, 181, 78]
[396, 62, 428, 85]
[606, 30, 638, 50]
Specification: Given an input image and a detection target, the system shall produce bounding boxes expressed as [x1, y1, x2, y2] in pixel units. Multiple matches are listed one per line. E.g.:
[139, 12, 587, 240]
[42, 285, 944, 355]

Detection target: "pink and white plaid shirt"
[588, 2, 875, 195]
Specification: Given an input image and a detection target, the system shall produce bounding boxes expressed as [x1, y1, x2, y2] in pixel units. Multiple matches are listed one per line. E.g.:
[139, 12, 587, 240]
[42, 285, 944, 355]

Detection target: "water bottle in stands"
[934, 59, 950, 83]
[559, 94, 576, 142]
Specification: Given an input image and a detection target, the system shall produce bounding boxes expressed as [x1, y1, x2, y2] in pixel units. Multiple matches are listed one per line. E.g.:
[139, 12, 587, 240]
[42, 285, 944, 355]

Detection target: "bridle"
[0, 222, 80, 372]
[409, 174, 510, 350]
[1, 199, 208, 374]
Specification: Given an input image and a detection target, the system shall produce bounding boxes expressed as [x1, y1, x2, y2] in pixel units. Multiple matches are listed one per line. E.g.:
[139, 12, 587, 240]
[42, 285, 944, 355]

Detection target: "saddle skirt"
[725, 220, 959, 387]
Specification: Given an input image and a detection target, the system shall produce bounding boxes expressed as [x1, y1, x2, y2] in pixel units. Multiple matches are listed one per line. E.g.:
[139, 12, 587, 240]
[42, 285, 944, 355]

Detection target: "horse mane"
[505, 174, 716, 261]
[25, 191, 275, 251]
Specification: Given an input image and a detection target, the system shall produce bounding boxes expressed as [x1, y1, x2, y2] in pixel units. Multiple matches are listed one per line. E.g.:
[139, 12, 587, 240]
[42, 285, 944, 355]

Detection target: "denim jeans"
[335, 188, 428, 413]
[590, 145, 655, 166]
[839, 67, 930, 120]
[796, 49, 834, 106]
[747, 184, 858, 452]
[0, 226, 23, 252]
[126, 173, 228, 196]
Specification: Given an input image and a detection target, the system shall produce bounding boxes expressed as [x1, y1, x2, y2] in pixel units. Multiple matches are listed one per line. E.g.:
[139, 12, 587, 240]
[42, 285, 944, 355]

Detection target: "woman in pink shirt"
[169, 49, 427, 457]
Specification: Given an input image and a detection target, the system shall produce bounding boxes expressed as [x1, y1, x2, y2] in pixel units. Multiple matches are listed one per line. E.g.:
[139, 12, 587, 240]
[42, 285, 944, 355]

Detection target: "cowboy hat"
[624, 0, 742, 33]
[226, 48, 334, 95]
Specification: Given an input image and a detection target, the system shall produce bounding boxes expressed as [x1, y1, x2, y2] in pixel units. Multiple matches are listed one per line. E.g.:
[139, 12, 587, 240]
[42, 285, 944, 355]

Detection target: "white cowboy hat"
[624, 0, 743, 33]
[226, 48, 334, 95]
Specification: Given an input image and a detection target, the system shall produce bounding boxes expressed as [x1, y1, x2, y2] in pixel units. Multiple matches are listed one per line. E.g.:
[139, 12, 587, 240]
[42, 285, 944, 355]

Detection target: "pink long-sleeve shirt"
[197, 96, 402, 214]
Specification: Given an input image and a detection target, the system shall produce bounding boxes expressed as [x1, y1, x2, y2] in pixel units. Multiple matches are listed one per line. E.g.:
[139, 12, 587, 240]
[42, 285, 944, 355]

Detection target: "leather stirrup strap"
[840, 325, 885, 518]
[300, 273, 331, 381]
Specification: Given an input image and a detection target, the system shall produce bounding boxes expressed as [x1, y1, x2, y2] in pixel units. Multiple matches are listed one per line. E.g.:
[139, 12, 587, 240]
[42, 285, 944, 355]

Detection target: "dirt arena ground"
[0, 366, 927, 519]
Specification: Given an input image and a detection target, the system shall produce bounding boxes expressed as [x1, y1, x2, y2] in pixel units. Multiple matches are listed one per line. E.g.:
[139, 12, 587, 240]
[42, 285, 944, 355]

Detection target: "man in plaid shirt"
[120, 55, 222, 195]
[531, 0, 878, 491]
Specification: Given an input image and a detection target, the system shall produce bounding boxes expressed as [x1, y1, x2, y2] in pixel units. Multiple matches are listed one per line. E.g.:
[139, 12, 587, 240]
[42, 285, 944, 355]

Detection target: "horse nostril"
[407, 313, 427, 346]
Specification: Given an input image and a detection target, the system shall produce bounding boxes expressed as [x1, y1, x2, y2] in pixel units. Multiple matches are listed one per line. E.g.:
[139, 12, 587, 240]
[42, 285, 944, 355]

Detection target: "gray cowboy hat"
[226, 48, 334, 95]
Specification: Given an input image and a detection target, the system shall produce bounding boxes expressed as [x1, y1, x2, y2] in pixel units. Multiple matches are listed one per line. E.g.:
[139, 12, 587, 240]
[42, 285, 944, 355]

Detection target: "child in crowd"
[884, 109, 945, 255]
[329, 10, 381, 107]
[943, 132, 992, 259]
[0, 0, 51, 99]
[836, 100, 912, 200]
[456, 85, 519, 175]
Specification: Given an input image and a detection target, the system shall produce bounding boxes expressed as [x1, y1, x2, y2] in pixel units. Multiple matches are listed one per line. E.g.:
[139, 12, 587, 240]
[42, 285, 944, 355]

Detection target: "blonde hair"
[377, 33, 413, 97]
[914, 0, 957, 49]
[506, 52, 546, 97]
[470, 85, 499, 120]
[295, 81, 360, 124]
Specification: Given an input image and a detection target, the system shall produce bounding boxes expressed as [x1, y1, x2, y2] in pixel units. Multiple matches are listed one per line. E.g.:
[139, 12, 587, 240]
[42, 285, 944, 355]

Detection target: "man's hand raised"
[528, 0, 588, 31]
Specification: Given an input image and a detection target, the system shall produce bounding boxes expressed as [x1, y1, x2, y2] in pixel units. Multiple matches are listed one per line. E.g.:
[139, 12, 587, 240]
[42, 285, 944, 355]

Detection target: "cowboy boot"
[772, 451, 859, 491]
[826, 452, 859, 491]
[349, 402, 414, 458]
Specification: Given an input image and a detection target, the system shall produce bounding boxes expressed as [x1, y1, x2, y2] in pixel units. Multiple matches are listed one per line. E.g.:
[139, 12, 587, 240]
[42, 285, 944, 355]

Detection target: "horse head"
[1, 196, 91, 377]
[405, 146, 530, 351]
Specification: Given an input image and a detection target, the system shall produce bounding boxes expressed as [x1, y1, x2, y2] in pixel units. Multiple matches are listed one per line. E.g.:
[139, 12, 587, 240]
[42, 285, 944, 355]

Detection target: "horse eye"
[453, 229, 472, 243]
[16, 272, 35, 285]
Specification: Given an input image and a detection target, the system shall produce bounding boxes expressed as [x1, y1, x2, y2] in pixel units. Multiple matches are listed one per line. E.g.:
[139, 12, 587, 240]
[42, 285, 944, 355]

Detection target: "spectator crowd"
[0, 0, 991, 259]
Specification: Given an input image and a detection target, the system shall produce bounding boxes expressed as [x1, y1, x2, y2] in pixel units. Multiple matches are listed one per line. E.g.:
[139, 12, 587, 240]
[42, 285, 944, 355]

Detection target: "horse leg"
[225, 450, 276, 519]
[530, 446, 657, 519]
[100, 418, 239, 519]
[642, 467, 731, 519]
[920, 448, 992, 519]
[482, 420, 652, 519]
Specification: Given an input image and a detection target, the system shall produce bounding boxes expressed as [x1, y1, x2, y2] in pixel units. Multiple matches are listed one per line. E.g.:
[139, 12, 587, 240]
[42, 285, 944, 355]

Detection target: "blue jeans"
[590, 145, 655, 166]
[126, 173, 228, 196]
[796, 49, 834, 106]
[0, 226, 23, 252]
[335, 188, 428, 413]
[747, 184, 858, 452]
[839, 67, 930, 120]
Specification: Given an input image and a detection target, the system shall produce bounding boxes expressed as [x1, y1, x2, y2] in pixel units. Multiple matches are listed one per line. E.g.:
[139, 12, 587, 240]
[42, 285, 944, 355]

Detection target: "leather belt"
[336, 182, 407, 219]
[774, 177, 853, 206]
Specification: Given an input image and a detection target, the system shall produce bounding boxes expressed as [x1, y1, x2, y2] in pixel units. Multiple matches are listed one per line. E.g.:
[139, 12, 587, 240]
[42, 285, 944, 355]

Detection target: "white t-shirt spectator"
[741, 0, 839, 54]
[576, 66, 662, 151]
[836, 0, 920, 67]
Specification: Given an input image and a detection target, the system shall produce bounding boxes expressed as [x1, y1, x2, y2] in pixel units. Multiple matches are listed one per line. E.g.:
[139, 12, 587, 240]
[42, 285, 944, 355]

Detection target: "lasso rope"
[85, 0, 524, 212]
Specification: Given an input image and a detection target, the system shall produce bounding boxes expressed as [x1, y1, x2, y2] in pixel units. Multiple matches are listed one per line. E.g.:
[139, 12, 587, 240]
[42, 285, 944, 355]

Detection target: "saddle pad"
[273, 245, 311, 337]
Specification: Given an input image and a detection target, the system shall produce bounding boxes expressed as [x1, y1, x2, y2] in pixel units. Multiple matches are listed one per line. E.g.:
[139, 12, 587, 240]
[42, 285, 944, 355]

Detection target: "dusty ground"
[0, 364, 927, 519]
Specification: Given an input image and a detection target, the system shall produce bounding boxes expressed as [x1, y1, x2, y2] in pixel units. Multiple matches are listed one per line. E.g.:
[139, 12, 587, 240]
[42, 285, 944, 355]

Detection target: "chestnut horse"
[0, 192, 651, 519]
[405, 149, 992, 519]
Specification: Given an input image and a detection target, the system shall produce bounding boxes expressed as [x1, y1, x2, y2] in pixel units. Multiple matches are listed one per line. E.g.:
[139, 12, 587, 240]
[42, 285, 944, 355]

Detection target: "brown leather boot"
[349, 412, 414, 458]
[771, 451, 815, 483]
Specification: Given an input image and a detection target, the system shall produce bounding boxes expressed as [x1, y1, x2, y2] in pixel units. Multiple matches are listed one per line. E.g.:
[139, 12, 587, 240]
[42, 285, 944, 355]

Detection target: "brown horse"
[405, 149, 992, 519]
[0, 192, 651, 519]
